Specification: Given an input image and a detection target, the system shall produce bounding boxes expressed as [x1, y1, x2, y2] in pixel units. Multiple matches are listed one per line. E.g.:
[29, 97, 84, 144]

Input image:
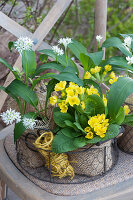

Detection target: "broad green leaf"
[0, 85, 19, 104]
[74, 122, 86, 134]
[68, 40, 87, 60]
[33, 72, 83, 87]
[39, 49, 79, 75]
[107, 77, 133, 119]
[32, 62, 64, 78]
[122, 114, 133, 126]
[102, 37, 131, 57]
[73, 137, 89, 148]
[83, 79, 103, 97]
[85, 51, 104, 66]
[45, 79, 59, 113]
[79, 114, 88, 127]
[64, 120, 77, 130]
[0, 57, 20, 79]
[40, 54, 48, 63]
[80, 53, 90, 72]
[22, 50, 36, 77]
[85, 94, 105, 115]
[53, 109, 74, 128]
[6, 79, 38, 107]
[14, 112, 37, 142]
[52, 131, 76, 153]
[87, 136, 101, 144]
[111, 107, 125, 125]
[104, 56, 133, 72]
[61, 127, 81, 138]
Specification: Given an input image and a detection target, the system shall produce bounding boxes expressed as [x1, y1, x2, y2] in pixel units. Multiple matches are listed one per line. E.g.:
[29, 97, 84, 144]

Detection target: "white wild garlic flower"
[22, 117, 37, 130]
[126, 56, 133, 65]
[0, 108, 21, 125]
[124, 36, 132, 48]
[51, 45, 64, 56]
[14, 37, 33, 55]
[96, 35, 103, 43]
[58, 37, 72, 48]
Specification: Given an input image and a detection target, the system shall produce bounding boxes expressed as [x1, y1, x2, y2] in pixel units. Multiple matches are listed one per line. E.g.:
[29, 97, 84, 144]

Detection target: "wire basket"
[16, 128, 119, 184]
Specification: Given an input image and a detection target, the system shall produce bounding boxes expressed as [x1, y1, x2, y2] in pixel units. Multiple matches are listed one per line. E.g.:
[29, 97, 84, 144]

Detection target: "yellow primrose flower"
[109, 71, 116, 79]
[104, 65, 112, 72]
[86, 85, 100, 96]
[84, 71, 91, 79]
[109, 76, 118, 85]
[58, 100, 68, 113]
[61, 91, 66, 98]
[81, 101, 85, 110]
[90, 66, 101, 74]
[50, 95, 58, 105]
[54, 81, 66, 91]
[124, 105, 130, 115]
[103, 94, 107, 106]
[69, 82, 78, 90]
[76, 86, 85, 95]
[67, 95, 80, 107]
[66, 88, 75, 97]
[84, 126, 91, 132]
[85, 131, 94, 139]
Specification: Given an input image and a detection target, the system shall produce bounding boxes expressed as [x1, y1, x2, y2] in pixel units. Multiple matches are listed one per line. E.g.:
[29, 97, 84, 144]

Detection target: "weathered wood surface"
[0, 180, 6, 200]
[0, 0, 73, 112]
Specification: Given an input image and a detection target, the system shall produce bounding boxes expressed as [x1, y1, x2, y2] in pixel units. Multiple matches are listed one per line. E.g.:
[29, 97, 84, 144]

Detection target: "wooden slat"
[0, 0, 73, 111]
[0, 180, 6, 200]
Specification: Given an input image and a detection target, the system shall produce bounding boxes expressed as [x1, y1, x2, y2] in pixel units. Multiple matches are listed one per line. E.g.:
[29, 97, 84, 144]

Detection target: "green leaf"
[61, 127, 81, 138]
[45, 79, 58, 114]
[107, 77, 133, 119]
[14, 112, 37, 142]
[102, 37, 132, 57]
[6, 79, 38, 107]
[79, 114, 88, 127]
[22, 50, 36, 77]
[104, 56, 133, 72]
[68, 40, 87, 60]
[87, 136, 101, 144]
[74, 122, 86, 134]
[52, 131, 76, 153]
[85, 94, 105, 115]
[73, 137, 89, 148]
[53, 109, 74, 128]
[0, 57, 20, 79]
[8, 41, 14, 52]
[80, 53, 90, 72]
[83, 79, 103, 97]
[85, 51, 104, 66]
[33, 72, 83, 87]
[40, 54, 48, 63]
[111, 107, 125, 125]
[32, 62, 64, 78]
[122, 114, 133, 126]
[64, 120, 77, 130]
[101, 124, 121, 142]
[39, 49, 79, 75]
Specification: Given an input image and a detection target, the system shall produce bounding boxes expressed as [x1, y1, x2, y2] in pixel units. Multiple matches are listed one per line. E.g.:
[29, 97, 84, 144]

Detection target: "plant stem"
[65, 47, 68, 67]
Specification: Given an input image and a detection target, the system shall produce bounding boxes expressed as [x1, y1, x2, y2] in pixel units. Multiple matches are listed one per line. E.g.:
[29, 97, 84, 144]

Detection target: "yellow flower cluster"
[124, 105, 130, 115]
[84, 127, 93, 139]
[86, 85, 100, 96]
[104, 65, 112, 72]
[50, 81, 101, 113]
[109, 72, 118, 85]
[87, 114, 109, 138]
[54, 81, 66, 91]
[90, 66, 101, 74]
[84, 71, 91, 79]
[103, 94, 107, 106]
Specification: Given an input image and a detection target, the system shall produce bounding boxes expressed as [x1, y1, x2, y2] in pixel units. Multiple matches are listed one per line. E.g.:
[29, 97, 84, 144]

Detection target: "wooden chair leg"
[0, 180, 6, 200]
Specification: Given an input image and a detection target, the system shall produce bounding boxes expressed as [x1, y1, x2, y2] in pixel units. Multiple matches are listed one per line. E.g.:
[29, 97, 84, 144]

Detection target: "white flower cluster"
[22, 117, 37, 130]
[126, 56, 133, 65]
[58, 37, 72, 48]
[51, 45, 64, 56]
[123, 36, 132, 50]
[0, 108, 21, 125]
[14, 37, 33, 55]
[96, 35, 103, 43]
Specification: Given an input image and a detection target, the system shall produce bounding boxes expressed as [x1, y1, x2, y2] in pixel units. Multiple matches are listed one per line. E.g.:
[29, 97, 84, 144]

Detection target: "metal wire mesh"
[16, 130, 119, 184]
